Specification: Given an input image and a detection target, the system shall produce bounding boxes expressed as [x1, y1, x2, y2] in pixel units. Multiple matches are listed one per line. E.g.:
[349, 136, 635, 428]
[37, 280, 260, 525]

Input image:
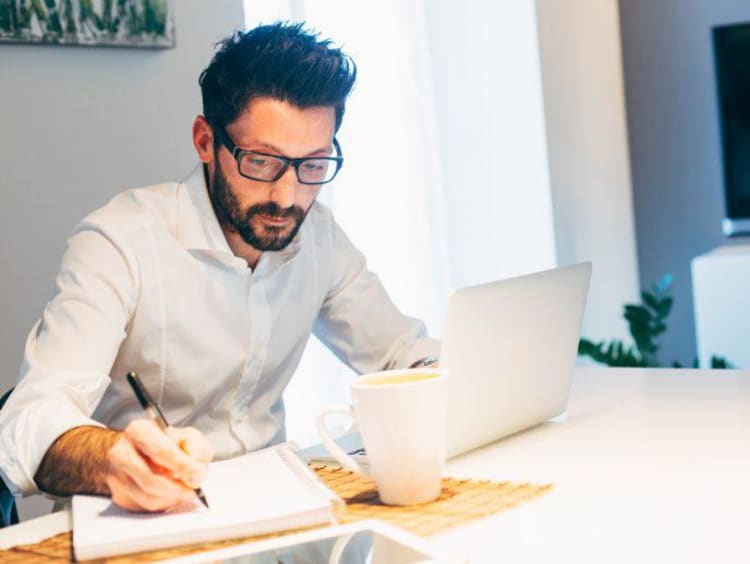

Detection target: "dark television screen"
[713, 22, 750, 234]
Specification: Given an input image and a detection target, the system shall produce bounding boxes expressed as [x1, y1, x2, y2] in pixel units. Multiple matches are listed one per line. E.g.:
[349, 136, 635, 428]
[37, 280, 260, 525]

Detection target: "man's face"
[205, 98, 336, 251]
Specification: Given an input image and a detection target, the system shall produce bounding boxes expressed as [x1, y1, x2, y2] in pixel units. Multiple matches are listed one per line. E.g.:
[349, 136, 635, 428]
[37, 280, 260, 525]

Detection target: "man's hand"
[105, 419, 213, 512]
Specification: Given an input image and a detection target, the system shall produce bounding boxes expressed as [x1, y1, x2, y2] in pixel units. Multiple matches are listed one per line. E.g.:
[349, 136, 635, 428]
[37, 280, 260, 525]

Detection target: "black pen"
[126, 371, 210, 509]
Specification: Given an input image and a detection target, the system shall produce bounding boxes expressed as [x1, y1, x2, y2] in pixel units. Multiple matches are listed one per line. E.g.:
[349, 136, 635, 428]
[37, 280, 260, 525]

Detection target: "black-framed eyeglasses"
[216, 128, 344, 185]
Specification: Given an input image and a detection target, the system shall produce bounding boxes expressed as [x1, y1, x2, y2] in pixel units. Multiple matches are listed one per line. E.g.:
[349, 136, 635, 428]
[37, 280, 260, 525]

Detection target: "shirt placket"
[230, 274, 271, 450]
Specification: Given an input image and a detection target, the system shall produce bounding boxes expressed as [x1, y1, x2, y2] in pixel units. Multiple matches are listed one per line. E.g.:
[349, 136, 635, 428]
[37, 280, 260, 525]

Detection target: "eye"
[248, 157, 270, 168]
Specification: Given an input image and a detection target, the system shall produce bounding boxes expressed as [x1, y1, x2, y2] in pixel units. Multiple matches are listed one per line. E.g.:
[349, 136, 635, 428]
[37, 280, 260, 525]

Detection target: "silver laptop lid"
[441, 262, 591, 457]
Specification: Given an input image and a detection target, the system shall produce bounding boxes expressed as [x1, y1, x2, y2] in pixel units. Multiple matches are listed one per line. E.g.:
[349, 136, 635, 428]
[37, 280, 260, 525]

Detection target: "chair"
[0, 388, 19, 528]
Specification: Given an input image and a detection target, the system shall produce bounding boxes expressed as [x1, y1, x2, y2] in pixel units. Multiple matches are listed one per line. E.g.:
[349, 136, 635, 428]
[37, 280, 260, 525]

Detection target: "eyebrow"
[252, 141, 332, 158]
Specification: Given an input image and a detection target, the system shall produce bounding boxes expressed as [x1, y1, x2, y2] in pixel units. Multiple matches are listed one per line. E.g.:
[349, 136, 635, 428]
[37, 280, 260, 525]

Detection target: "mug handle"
[316, 406, 366, 475]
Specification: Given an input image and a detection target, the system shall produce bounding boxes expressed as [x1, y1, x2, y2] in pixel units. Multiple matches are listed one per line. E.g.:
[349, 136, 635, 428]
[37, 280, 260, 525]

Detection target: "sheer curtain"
[245, 1, 452, 441]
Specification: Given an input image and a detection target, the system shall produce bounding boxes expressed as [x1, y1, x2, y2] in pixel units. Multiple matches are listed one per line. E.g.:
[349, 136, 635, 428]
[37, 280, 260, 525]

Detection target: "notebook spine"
[277, 445, 345, 512]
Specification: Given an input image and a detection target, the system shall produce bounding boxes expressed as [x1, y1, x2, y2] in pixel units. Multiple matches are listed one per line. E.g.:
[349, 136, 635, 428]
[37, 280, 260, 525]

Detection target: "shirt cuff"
[0, 400, 105, 497]
[388, 336, 442, 370]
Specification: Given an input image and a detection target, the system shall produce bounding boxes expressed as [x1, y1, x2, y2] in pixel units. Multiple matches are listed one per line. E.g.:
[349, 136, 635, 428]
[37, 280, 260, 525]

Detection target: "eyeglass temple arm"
[215, 128, 241, 156]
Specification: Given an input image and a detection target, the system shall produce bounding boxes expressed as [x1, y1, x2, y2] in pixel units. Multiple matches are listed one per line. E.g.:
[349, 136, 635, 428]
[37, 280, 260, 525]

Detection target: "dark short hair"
[199, 22, 357, 132]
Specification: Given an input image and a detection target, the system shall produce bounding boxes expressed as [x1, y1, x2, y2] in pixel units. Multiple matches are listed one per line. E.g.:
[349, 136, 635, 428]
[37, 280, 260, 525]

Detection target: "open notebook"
[72, 444, 342, 561]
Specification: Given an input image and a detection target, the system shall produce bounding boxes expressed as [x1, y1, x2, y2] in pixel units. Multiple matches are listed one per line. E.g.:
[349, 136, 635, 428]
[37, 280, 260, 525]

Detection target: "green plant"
[578, 274, 732, 368]
[0, 0, 170, 42]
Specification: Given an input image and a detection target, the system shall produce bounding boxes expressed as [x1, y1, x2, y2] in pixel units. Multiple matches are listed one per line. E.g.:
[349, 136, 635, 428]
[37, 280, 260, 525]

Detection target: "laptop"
[441, 261, 591, 457]
[300, 262, 591, 462]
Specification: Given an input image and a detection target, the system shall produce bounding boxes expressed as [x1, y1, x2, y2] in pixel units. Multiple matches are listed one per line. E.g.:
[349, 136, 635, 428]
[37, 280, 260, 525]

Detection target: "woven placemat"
[2, 465, 553, 562]
[312, 464, 552, 536]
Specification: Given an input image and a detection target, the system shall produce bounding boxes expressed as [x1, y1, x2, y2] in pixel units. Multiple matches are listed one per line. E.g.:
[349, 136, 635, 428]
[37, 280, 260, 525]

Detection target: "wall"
[619, 0, 750, 365]
[425, 0, 640, 345]
[0, 0, 244, 519]
[536, 0, 641, 344]
[424, 1, 558, 291]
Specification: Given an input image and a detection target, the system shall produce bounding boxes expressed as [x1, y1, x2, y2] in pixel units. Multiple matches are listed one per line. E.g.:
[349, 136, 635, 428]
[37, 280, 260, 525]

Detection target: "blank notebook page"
[72, 446, 337, 560]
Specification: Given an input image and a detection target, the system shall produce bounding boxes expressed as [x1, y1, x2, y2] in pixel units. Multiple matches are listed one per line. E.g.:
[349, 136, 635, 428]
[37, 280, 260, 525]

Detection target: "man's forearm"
[34, 426, 121, 497]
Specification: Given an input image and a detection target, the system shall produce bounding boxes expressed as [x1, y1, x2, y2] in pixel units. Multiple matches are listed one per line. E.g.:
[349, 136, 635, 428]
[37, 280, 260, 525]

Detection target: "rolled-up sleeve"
[0, 224, 137, 496]
[313, 220, 441, 375]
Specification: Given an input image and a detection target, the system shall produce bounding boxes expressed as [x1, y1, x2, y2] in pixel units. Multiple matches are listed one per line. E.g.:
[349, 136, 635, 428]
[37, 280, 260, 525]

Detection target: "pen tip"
[198, 491, 210, 509]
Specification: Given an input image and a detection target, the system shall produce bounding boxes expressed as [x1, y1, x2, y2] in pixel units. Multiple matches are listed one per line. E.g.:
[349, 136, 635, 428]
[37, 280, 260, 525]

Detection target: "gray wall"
[619, 0, 750, 366]
[0, 0, 244, 519]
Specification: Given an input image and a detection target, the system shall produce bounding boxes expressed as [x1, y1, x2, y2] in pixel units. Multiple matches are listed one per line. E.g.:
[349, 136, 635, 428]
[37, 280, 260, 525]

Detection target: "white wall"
[425, 2, 558, 290]
[0, 0, 244, 520]
[425, 0, 639, 344]
[535, 0, 641, 343]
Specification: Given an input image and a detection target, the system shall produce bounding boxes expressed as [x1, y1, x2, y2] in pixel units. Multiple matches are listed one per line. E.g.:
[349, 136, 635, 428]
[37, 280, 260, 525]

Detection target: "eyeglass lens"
[239, 154, 337, 183]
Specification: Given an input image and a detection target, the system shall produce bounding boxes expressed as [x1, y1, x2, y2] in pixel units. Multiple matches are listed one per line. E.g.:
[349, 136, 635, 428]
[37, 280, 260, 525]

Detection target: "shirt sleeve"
[0, 224, 137, 496]
[312, 219, 441, 375]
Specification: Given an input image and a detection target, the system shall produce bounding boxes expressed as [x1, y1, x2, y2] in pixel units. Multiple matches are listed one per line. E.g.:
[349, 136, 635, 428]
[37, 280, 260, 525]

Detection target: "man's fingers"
[107, 438, 195, 512]
[112, 437, 195, 500]
[106, 420, 212, 513]
[105, 473, 142, 512]
[107, 470, 190, 513]
[124, 419, 204, 486]
[167, 426, 214, 464]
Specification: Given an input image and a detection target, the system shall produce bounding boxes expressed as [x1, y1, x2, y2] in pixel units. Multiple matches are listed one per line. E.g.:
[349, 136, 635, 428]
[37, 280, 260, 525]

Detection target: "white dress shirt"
[0, 166, 439, 496]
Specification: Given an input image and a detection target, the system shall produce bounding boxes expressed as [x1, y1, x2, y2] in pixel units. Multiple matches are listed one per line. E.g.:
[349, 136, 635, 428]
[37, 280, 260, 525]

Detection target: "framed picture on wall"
[0, 0, 175, 49]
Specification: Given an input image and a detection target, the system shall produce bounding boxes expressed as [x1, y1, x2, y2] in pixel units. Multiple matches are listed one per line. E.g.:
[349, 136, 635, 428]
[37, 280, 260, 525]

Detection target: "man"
[0, 22, 439, 512]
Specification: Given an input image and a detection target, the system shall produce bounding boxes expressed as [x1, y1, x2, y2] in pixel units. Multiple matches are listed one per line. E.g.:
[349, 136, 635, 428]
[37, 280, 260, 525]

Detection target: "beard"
[209, 162, 308, 252]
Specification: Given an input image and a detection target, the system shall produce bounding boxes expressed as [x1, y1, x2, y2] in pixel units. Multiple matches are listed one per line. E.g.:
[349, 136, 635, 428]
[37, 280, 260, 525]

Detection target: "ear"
[192, 116, 215, 164]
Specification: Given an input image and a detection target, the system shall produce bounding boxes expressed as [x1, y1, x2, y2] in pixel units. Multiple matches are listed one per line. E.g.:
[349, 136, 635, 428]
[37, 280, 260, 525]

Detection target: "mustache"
[246, 202, 303, 220]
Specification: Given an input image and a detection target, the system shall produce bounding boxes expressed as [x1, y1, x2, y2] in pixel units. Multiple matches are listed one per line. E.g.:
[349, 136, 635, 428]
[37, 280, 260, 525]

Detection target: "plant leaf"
[655, 296, 673, 318]
[710, 356, 732, 369]
[641, 290, 660, 312]
[624, 305, 652, 322]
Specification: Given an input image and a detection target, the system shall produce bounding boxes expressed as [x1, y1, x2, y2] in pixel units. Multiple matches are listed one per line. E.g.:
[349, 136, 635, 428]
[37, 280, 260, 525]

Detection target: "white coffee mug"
[316, 368, 448, 505]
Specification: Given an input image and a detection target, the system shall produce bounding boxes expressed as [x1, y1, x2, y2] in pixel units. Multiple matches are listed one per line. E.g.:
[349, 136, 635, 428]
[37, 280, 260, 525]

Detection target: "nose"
[268, 165, 297, 209]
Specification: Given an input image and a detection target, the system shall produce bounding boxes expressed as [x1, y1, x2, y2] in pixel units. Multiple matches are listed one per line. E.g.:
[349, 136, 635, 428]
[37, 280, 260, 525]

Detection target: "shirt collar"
[177, 164, 233, 254]
[176, 164, 304, 268]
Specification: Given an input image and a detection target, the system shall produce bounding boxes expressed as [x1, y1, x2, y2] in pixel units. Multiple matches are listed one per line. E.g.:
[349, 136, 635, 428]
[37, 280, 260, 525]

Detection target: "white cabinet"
[692, 245, 750, 368]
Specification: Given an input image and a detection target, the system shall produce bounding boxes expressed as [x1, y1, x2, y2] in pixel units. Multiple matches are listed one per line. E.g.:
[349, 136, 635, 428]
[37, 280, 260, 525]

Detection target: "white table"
[3, 367, 749, 563]
[437, 367, 750, 563]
